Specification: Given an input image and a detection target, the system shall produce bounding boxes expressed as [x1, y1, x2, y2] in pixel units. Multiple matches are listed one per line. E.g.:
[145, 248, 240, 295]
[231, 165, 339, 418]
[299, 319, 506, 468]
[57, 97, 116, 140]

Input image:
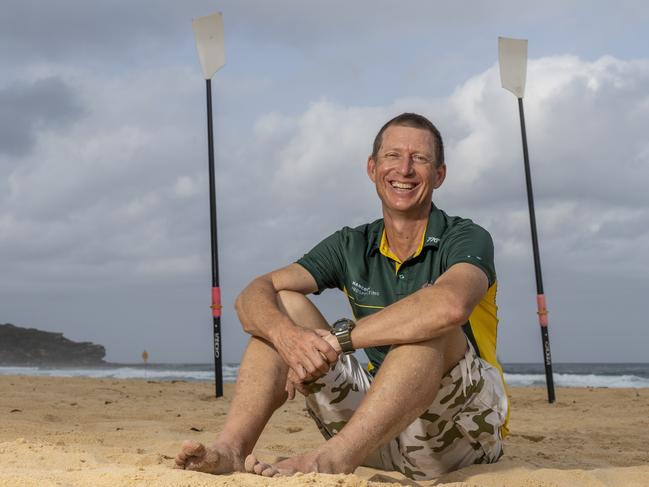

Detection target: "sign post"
[498, 37, 556, 403]
[192, 12, 226, 398]
[142, 350, 149, 379]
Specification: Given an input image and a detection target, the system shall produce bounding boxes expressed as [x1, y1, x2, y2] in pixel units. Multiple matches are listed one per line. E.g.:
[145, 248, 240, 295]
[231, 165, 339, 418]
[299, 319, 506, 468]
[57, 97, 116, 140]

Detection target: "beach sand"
[1, 376, 648, 486]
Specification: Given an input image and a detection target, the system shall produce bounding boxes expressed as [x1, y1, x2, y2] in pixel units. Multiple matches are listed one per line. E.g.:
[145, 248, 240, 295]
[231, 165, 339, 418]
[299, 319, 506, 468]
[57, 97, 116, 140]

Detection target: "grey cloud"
[3, 0, 647, 68]
[0, 0, 214, 65]
[0, 0, 554, 56]
[0, 67, 210, 299]
[0, 77, 84, 156]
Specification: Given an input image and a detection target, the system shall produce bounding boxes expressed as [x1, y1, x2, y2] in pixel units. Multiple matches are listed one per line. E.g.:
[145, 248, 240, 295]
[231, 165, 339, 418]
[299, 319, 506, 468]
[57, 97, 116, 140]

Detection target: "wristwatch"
[330, 318, 356, 355]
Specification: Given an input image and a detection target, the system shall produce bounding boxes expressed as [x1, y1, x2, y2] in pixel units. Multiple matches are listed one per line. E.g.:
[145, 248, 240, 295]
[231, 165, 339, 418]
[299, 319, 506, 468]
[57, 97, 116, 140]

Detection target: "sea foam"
[504, 372, 649, 388]
[2, 365, 649, 388]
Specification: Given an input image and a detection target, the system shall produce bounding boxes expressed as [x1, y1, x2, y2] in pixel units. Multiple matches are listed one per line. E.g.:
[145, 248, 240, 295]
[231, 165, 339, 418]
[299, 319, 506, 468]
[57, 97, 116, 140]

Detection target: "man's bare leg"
[174, 291, 329, 473]
[245, 327, 467, 476]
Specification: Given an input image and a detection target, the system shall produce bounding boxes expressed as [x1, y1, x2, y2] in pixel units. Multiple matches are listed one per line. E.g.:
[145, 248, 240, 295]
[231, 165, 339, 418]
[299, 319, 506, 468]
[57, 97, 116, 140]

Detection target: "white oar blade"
[192, 12, 226, 79]
[498, 37, 527, 98]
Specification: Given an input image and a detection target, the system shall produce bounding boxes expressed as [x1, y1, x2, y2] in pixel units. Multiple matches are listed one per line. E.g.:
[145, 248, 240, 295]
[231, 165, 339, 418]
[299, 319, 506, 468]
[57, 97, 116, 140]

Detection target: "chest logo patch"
[426, 236, 440, 244]
[351, 281, 380, 297]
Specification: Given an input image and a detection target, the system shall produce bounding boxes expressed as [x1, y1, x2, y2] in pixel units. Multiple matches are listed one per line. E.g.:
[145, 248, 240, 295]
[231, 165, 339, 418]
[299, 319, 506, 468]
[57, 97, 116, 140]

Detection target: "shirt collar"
[421, 203, 446, 250]
[369, 203, 446, 256]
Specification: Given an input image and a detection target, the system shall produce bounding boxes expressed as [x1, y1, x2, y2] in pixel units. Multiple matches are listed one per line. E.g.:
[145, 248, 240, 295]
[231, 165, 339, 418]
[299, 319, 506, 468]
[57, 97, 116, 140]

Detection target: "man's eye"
[413, 155, 431, 164]
[384, 153, 400, 159]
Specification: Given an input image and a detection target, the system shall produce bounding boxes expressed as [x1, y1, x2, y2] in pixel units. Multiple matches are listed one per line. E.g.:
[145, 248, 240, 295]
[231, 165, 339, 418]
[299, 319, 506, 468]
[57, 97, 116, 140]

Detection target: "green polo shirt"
[296, 204, 502, 378]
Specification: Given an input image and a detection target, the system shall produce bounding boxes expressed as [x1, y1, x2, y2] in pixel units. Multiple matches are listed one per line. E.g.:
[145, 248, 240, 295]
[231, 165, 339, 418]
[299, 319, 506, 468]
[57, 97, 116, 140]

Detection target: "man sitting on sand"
[175, 113, 509, 480]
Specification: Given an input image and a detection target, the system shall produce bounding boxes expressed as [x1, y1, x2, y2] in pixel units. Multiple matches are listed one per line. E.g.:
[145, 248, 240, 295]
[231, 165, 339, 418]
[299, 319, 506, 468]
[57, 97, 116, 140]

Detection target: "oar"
[192, 12, 226, 398]
[498, 37, 556, 403]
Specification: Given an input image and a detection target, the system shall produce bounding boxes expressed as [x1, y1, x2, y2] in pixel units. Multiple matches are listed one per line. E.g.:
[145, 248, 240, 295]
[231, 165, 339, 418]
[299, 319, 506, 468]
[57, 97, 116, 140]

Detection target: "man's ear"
[367, 155, 377, 183]
[433, 163, 447, 189]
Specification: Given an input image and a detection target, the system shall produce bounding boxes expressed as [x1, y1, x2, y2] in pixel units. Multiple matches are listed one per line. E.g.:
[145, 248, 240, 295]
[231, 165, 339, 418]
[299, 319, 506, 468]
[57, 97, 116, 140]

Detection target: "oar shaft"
[517, 97, 555, 403]
[518, 98, 544, 293]
[206, 79, 223, 398]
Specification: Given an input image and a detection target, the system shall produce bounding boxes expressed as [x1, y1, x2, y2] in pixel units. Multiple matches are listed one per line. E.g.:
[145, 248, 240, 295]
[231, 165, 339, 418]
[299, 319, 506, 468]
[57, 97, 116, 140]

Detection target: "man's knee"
[276, 290, 309, 314]
[388, 327, 467, 375]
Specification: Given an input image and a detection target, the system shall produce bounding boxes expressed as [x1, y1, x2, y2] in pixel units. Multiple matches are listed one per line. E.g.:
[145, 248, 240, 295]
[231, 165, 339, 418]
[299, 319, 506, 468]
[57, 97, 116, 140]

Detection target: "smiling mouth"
[390, 181, 417, 191]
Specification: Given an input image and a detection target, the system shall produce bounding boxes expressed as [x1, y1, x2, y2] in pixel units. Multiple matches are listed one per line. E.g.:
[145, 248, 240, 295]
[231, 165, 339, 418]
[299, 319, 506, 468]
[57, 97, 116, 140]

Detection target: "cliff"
[0, 323, 106, 366]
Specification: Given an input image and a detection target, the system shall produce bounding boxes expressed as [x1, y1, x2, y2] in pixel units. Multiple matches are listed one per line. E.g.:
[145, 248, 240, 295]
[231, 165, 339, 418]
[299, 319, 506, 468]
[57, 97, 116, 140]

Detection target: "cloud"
[0, 0, 567, 61]
[0, 77, 84, 157]
[0, 66, 209, 290]
[0, 0, 215, 65]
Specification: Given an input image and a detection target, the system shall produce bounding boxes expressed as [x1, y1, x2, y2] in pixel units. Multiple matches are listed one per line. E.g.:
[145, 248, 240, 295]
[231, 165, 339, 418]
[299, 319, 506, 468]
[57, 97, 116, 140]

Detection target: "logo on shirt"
[426, 236, 440, 244]
[351, 281, 380, 297]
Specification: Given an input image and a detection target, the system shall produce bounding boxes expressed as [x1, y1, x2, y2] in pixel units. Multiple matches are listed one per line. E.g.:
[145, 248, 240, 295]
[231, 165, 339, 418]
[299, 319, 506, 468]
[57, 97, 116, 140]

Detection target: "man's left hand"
[285, 329, 341, 399]
[314, 328, 342, 355]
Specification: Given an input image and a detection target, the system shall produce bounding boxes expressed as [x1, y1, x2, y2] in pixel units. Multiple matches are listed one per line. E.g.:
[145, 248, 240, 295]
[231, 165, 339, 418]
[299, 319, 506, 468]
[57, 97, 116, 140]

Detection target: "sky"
[1, 0, 648, 364]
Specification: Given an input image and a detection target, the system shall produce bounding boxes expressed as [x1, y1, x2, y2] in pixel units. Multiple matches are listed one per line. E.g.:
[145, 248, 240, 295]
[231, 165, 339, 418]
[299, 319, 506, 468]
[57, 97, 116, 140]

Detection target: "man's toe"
[174, 452, 187, 468]
[244, 454, 276, 476]
[244, 454, 259, 473]
[175, 440, 207, 470]
[261, 465, 278, 477]
[181, 440, 205, 455]
[253, 461, 270, 475]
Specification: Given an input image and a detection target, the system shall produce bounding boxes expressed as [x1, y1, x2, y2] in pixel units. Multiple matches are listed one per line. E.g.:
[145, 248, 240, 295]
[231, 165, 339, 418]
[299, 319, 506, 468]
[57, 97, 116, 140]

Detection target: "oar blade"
[498, 36, 527, 98]
[192, 12, 226, 79]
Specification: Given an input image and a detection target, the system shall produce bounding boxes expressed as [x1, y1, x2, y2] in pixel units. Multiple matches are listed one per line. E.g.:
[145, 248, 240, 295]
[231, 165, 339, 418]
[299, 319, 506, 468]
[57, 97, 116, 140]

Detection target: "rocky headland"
[0, 323, 106, 366]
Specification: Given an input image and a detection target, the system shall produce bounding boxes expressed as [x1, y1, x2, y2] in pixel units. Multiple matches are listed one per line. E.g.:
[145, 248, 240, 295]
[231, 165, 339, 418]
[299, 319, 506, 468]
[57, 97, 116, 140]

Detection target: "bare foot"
[244, 454, 278, 477]
[244, 449, 354, 477]
[174, 439, 245, 474]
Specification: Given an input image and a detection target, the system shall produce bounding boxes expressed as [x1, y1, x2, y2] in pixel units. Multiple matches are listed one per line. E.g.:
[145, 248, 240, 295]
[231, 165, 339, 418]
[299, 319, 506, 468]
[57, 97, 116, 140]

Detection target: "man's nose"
[396, 155, 415, 175]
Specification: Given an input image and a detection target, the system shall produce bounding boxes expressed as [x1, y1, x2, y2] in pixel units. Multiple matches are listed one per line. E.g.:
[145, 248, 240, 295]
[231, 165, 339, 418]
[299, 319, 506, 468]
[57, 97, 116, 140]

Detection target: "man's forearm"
[235, 276, 294, 341]
[351, 264, 488, 350]
[351, 285, 466, 349]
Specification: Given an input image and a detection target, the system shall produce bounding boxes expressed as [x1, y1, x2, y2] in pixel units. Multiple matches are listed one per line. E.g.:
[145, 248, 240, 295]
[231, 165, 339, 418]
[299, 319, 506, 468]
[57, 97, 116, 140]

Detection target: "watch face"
[332, 319, 352, 333]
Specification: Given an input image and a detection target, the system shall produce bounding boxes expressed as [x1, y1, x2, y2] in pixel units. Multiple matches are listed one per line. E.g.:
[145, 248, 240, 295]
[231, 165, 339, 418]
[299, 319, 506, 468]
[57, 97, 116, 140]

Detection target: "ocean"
[1, 362, 649, 388]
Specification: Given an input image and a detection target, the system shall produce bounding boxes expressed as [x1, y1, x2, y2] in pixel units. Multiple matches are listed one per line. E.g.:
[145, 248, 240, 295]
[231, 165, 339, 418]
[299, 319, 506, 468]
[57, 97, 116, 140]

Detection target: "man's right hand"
[270, 322, 339, 382]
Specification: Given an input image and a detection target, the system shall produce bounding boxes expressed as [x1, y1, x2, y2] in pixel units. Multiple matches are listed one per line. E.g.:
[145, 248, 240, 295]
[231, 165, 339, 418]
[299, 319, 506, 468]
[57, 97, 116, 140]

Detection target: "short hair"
[371, 112, 444, 166]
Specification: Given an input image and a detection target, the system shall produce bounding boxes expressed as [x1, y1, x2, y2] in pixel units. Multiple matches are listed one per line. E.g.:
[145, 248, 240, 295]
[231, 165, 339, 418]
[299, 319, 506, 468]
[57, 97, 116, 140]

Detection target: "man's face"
[367, 125, 446, 215]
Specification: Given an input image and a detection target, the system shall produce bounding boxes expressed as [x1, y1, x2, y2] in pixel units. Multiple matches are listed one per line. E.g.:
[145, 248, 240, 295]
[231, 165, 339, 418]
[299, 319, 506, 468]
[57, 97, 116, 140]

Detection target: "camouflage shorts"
[305, 343, 508, 480]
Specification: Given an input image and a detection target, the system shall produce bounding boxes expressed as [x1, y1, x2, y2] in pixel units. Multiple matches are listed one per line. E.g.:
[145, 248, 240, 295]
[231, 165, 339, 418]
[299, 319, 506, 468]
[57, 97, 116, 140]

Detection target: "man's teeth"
[391, 182, 415, 190]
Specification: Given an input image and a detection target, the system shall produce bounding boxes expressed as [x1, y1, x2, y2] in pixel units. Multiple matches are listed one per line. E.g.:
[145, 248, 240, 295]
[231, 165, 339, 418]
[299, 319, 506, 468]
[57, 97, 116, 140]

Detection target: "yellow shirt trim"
[469, 281, 510, 436]
[378, 229, 426, 274]
[343, 287, 386, 310]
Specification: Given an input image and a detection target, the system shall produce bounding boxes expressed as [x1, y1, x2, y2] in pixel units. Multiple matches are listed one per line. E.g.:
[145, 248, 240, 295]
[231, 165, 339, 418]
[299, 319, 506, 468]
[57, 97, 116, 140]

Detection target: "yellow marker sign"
[142, 350, 149, 363]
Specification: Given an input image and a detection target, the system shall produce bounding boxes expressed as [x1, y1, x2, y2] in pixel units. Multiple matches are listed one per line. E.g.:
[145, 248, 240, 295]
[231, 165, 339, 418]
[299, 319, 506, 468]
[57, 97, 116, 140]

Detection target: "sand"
[1, 376, 648, 486]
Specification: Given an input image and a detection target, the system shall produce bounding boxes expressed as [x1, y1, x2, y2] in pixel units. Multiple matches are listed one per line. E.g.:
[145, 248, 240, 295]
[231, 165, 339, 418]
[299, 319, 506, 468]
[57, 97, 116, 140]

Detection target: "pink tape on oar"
[536, 294, 548, 327]
[211, 287, 222, 317]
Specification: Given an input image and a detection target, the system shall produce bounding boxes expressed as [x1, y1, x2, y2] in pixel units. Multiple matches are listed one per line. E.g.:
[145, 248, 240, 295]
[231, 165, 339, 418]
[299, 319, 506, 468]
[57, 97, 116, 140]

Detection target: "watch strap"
[332, 318, 355, 354]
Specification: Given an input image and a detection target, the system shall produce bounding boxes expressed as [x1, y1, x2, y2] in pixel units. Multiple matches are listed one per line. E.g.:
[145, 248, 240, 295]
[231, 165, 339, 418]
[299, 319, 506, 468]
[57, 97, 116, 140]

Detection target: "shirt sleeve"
[442, 222, 496, 286]
[296, 229, 347, 293]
